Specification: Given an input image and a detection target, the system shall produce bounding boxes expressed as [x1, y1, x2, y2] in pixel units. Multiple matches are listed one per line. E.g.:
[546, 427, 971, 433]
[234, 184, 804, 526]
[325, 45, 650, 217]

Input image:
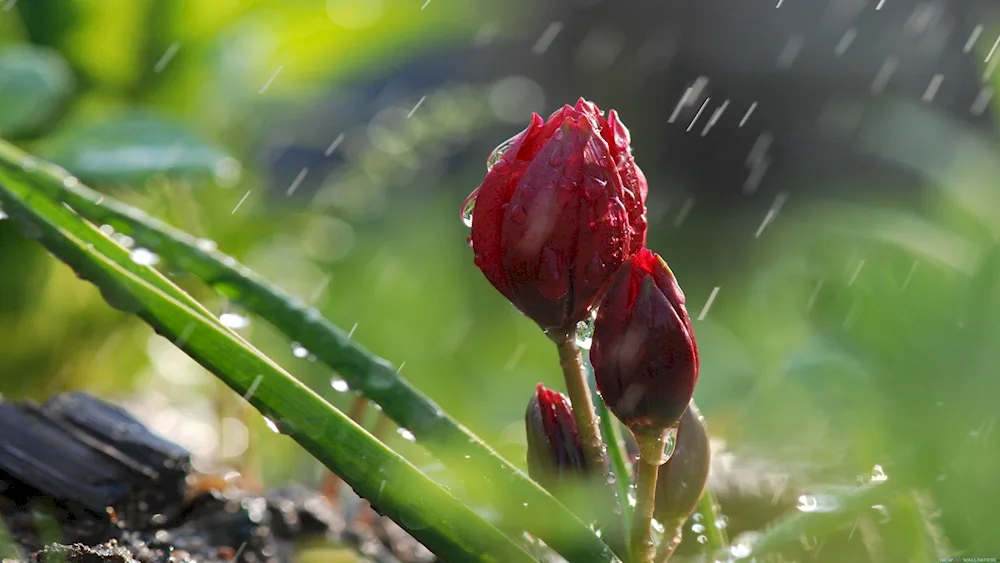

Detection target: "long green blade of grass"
[0, 139, 619, 563]
[0, 169, 536, 563]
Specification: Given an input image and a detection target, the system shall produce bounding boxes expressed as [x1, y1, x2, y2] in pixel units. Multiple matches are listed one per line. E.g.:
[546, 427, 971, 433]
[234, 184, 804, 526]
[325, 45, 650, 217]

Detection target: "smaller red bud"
[590, 248, 699, 433]
[525, 383, 588, 487]
[653, 402, 711, 523]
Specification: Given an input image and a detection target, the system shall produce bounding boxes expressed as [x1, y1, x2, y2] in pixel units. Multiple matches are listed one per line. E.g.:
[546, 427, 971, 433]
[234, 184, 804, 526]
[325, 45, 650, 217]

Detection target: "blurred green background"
[1, 1, 1000, 560]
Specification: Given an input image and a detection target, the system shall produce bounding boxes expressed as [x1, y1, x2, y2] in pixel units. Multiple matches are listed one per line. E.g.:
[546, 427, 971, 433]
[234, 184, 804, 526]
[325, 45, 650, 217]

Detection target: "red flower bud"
[590, 248, 699, 433]
[653, 402, 711, 523]
[465, 98, 648, 332]
[525, 383, 588, 487]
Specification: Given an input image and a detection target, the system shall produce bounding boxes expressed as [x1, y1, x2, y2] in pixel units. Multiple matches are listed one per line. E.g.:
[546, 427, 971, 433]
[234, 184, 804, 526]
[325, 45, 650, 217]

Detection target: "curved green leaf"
[0, 139, 618, 563]
[0, 46, 73, 138]
[33, 112, 241, 186]
[0, 167, 535, 563]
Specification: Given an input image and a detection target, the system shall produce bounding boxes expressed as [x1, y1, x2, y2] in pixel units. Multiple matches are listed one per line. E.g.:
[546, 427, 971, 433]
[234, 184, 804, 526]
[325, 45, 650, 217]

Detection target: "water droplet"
[730, 543, 753, 559]
[63, 176, 80, 188]
[220, 312, 250, 329]
[264, 417, 280, 433]
[659, 425, 679, 464]
[716, 515, 729, 529]
[584, 177, 607, 200]
[397, 428, 416, 442]
[487, 134, 519, 170]
[461, 190, 477, 228]
[112, 233, 135, 249]
[796, 494, 840, 513]
[691, 523, 705, 533]
[331, 378, 350, 392]
[606, 472, 617, 484]
[869, 464, 888, 483]
[651, 519, 665, 533]
[692, 512, 703, 522]
[130, 248, 160, 266]
[871, 504, 891, 523]
[574, 312, 596, 349]
[537, 248, 569, 300]
[509, 203, 527, 224]
[195, 238, 218, 252]
[584, 252, 605, 287]
[99, 224, 114, 236]
[696, 535, 707, 544]
[291, 343, 309, 358]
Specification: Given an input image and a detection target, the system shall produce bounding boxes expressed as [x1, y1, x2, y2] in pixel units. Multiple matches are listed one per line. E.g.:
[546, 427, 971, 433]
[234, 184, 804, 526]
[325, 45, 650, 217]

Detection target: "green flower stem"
[596, 398, 634, 536]
[630, 428, 669, 563]
[695, 488, 729, 555]
[554, 332, 627, 560]
[653, 519, 684, 563]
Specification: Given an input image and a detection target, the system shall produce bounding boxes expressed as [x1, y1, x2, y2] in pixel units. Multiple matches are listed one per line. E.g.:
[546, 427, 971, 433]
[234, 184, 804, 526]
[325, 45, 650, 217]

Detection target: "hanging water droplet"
[716, 515, 729, 529]
[461, 191, 477, 228]
[486, 134, 518, 170]
[291, 343, 309, 358]
[99, 224, 114, 236]
[606, 472, 617, 484]
[397, 428, 416, 442]
[195, 238, 218, 252]
[331, 378, 350, 392]
[130, 248, 160, 266]
[220, 312, 250, 329]
[63, 176, 80, 188]
[264, 417, 281, 433]
[691, 523, 705, 533]
[575, 312, 596, 349]
[692, 512, 703, 522]
[696, 535, 707, 544]
[658, 425, 679, 464]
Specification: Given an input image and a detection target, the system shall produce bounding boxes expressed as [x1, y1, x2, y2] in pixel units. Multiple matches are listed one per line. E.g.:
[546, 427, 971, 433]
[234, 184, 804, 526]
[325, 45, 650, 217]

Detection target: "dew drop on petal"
[487, 134, 519, 170]
[461, 190, 477, 228]
[509, 204, 527, 224]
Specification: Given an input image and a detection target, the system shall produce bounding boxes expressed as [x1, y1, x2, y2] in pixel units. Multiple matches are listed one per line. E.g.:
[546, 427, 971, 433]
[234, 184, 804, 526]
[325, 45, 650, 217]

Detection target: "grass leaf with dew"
[0, 139, 619, 563]
[0, 167, 537, 563]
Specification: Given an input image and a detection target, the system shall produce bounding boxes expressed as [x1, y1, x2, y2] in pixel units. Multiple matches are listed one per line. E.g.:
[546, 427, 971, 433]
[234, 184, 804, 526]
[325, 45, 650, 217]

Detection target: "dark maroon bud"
[590, 248, 699, 433]
[653, 402, 711, 523]
[525, 383, 588, 488]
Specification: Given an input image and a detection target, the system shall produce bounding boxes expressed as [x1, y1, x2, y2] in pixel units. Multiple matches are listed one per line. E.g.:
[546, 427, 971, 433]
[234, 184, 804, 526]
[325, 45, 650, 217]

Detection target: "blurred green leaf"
[0, 45, 73, 138]
[0, 165, 536, 563]
[34, 112, 240, 186]
[0, 139, 619, 563]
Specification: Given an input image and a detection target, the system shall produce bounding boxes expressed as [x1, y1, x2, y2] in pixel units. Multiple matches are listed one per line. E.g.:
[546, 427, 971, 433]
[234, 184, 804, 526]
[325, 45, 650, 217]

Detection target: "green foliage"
[0, 45, 73, 138]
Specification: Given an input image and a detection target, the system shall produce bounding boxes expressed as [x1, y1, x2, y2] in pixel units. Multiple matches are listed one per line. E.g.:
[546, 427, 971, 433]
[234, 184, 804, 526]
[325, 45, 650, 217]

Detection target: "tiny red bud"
[653, 403, 711, 523]
[590, 248, 699, 432]
[525, 383, 588, 487]
[467, 98, 648, 332]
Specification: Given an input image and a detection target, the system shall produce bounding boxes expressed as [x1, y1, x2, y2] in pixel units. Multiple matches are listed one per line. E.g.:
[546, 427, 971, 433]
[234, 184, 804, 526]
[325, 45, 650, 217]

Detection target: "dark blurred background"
[2, 0, 1000, 560]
